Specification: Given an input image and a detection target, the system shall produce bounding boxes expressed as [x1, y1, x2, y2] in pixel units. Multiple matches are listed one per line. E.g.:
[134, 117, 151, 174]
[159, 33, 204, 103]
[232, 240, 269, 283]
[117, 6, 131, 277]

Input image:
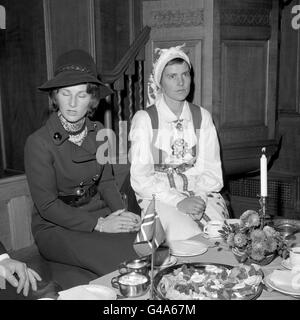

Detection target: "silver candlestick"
[259, 196, 267, 228]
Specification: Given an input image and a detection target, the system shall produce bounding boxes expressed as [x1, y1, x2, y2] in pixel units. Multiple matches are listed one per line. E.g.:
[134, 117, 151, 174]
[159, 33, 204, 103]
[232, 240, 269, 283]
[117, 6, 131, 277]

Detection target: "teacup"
[289, 245, 300, 268]
[203, 220, 223, 238]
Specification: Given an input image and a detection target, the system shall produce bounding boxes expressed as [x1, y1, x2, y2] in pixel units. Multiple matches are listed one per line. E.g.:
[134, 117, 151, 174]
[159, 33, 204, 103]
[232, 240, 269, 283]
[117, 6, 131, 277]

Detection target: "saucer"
[281, 258, 300, 271]
[265, 272, 300, 297]
[169, 240, 208, 257]
[281, 258, 292, 270]
[202, 232, 222, 239]
[155, 256, 177, 269]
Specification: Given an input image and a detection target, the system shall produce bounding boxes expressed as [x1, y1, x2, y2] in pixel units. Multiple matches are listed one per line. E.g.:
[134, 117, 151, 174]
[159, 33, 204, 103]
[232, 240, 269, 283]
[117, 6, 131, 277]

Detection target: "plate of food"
[153, 262, 263, 300]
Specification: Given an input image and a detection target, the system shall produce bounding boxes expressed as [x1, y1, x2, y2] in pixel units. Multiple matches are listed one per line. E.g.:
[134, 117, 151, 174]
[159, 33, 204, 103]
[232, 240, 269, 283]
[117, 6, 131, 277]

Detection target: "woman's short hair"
[165, 57, 190, 68]
[48, 83, 101, 116]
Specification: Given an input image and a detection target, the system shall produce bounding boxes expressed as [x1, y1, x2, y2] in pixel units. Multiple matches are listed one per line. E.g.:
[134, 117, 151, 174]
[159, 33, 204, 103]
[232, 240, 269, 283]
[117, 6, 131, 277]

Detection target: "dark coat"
[24, 112, 124, 236]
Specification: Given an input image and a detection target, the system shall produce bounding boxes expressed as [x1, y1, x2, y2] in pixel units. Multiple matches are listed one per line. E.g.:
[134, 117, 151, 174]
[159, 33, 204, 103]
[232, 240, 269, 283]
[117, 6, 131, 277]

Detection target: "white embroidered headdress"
[146, 44, 191, 107]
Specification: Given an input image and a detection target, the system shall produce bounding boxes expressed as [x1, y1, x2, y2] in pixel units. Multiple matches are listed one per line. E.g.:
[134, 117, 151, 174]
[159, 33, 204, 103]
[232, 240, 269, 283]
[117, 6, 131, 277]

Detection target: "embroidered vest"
[145, 103, 202, 165]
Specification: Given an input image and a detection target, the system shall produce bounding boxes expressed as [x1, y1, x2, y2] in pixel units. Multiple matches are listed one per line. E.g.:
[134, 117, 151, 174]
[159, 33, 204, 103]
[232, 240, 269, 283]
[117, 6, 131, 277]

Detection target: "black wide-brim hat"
[38, 49, 113, 99]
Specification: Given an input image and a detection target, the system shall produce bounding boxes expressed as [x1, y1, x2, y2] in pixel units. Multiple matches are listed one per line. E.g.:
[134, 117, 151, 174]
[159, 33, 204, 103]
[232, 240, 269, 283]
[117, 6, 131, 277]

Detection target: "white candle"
[260, 148, 267, 197]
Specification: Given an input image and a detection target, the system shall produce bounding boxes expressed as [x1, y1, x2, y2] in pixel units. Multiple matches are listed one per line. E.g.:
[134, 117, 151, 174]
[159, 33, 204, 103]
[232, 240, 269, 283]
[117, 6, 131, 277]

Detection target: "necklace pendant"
[175, 121, 183, 131]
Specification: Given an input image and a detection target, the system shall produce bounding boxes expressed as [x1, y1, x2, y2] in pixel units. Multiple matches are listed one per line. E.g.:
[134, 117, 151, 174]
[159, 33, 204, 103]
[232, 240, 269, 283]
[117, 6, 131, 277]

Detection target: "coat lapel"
[46, 112, 99, 163]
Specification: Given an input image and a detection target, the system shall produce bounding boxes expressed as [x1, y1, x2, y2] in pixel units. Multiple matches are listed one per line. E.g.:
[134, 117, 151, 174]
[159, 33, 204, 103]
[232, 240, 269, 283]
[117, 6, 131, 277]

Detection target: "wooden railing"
[98, 26, 150, 157]
[100, 26, 150, 126]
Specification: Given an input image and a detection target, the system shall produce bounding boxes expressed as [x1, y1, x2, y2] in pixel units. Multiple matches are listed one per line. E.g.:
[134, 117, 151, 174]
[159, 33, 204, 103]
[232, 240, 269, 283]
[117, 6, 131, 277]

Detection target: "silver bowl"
[118, 257, 150, 275]
[111, 271, 150, 298]
[274, 222, 299, 239]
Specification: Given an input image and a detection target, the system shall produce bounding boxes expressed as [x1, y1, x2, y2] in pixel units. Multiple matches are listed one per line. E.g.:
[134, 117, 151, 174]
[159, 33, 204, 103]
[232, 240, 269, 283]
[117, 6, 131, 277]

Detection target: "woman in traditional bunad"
[129, 44, 229, 241]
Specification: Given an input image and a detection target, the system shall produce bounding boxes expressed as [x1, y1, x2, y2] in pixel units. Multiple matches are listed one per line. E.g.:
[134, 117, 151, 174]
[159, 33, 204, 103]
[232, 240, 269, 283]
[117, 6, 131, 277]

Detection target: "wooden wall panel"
[218, 0, 277, 146]
[43, 0, 96, 78]
[270, 0, 300, 183]
[271, 117, 300, 176]
[0, 0, 48, 173]
[94, 0, 130, 73]
[278, 0, 300, 114]
[216, 0, 278, 176]
[0, 175, 31, 251]
[221, 41, 268, 144]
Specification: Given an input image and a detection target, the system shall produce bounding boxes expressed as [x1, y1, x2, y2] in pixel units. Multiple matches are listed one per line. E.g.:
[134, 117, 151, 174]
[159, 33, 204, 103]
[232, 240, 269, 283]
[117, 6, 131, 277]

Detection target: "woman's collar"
[156, 97, 191, 122]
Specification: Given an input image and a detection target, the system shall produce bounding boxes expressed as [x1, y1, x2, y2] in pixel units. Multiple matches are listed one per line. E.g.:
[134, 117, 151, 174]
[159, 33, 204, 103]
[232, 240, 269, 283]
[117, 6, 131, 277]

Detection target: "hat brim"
[38, 71, 113, 99]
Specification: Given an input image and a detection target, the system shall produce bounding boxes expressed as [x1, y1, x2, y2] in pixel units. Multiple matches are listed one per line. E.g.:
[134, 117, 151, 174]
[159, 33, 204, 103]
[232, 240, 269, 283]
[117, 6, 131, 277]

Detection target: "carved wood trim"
[219, 0, 273, 39]
[220, 8, 270, 27]
[146, 8, 204, 28]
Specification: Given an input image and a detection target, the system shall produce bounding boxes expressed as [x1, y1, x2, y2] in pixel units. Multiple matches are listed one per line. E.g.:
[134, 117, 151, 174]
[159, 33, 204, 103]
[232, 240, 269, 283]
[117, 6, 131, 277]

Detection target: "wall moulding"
[147, 9, 204, 28]
[143, 0, 205, 29]
[220, 9, 270, 27]
[219, 0, 272, 10]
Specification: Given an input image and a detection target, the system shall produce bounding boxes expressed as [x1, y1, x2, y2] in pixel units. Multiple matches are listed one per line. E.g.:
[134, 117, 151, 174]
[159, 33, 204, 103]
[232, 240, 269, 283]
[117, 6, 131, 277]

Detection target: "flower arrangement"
[219, 210, 289, 265]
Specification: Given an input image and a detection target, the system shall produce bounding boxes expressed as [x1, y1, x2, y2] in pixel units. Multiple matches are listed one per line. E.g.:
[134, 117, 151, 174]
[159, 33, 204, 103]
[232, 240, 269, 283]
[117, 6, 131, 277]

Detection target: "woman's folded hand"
[95, 209, 141, 233]
[177, 196, 206, 215]
[120, 211, 141, 231]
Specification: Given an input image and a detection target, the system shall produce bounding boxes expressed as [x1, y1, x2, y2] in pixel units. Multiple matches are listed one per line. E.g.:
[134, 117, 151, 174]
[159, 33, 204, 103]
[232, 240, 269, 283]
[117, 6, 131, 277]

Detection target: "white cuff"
[0, 253, 9, 262]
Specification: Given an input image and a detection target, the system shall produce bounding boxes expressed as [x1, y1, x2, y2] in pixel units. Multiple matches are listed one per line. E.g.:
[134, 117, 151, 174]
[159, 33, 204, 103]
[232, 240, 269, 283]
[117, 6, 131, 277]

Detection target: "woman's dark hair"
[48, 83, 101, 117]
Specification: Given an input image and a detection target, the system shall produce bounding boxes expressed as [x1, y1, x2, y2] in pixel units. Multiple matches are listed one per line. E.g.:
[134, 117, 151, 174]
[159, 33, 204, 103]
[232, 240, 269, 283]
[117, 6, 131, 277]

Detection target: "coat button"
[92, 174, 100, 182]
[75, 187, 85, 196]
[53, 132, 62, 141]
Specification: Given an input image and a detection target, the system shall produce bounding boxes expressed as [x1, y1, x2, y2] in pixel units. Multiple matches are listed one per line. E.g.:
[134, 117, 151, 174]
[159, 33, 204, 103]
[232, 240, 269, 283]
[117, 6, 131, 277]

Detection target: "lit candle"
[260, 147, 267, 197]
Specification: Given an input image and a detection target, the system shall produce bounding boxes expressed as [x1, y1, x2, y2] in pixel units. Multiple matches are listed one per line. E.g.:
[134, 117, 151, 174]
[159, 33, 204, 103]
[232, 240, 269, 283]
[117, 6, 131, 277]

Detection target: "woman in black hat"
[24, 49, 141, 282]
